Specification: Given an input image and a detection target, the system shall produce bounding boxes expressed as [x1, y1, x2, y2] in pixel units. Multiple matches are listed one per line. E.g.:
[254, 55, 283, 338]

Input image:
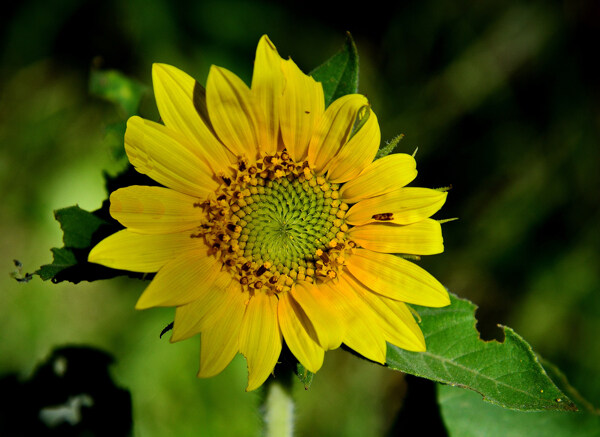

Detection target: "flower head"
[88, 35, 450, 391]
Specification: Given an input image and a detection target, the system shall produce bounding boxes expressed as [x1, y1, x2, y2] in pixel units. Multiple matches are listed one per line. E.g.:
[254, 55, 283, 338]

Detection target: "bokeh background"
[1, 0, 599, 435]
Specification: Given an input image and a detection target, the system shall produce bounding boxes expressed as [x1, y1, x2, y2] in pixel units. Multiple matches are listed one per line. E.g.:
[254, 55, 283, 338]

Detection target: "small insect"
[371, 212, 394, 221]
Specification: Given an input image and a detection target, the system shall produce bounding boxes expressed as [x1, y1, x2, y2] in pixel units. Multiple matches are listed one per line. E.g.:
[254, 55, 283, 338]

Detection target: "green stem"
[263, 379, 295, 437]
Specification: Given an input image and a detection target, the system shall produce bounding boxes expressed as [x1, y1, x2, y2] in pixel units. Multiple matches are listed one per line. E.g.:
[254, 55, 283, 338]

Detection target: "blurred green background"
[1, 0, 599, 435]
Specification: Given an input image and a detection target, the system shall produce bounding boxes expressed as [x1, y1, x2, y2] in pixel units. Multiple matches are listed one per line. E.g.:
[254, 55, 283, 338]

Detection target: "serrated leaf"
[310, 33, 359, 107]
[89, 69, 147, 118]
[386, 294, 575, 411]
[438, 384, 600, 437]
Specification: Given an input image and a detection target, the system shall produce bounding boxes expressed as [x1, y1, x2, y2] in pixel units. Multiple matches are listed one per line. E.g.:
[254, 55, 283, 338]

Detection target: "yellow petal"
[290, 281, 345, 350]
[339, 153, 417, 203]
[135, 249, 220, 309]
[206, 66, 260, 160]
[125, 116, 218, 198]
[278, 291, 325, 373]
[345, 249, 450, 307]
[251, 35, 284, 155]
[170, 271, 235, 342]
[348, 219, 444, 255]
[198, 322, 241, 379]
[239, 292, 282, 391]
[346, 188, 448, 226]
[327, 107, 381, 183]
[109, 186, 205, 234]
[200, 281, 248, 331]
[280, 58, 324, 162]
[381, 298, 426, 351]
[322, 280, 387, 364]
[88, 229, 202, 272]
[152, 63, 234, 174]
[342, 271, 426, 351]
[307, 94, 368, 174]
[197, 284, 248, 378]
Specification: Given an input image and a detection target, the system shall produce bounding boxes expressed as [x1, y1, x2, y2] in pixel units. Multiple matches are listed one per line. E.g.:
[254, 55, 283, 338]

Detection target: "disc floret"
[196, 151, 355, 295]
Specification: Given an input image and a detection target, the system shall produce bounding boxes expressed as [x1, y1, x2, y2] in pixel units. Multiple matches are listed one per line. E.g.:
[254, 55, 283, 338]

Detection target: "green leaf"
[310, 33, 359, 107]
[438, 384, 600, 437]
[36, 206, 110, 282]
[37, 247, 77, 281]
[386, 294, 575, 411]
[538, 357, 600, 415]
[35, 205, 142, 284]
[89, 69, 148, 118]
[32, 165, 161, 284]
[54, 206, 108, 249]
[295, 363, 314, 390]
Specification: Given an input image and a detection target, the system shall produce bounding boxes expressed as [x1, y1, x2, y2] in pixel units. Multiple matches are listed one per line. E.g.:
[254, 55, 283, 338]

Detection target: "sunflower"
[88, 35, 450, 391]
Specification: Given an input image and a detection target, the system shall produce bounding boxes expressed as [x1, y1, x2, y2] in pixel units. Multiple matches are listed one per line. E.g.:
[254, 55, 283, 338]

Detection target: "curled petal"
[339, 153, 417, 203]
[307, 94, 368, 174]
[327, 106, 381, 183]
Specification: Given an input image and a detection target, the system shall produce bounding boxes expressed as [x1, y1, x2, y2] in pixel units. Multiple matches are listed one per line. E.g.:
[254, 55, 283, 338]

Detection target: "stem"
[263, 379, 295, 437]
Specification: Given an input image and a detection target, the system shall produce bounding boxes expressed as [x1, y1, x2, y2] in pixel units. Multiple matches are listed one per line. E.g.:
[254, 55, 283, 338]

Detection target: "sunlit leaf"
[385, 294, 575, 411]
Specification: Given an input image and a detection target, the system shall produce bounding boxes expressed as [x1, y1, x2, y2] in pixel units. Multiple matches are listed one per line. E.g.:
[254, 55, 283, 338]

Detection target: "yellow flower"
[88, 35, 450, 391]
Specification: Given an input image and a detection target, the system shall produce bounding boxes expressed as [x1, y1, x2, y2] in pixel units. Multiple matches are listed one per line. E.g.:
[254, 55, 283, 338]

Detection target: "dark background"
[1, 0, 599, 435]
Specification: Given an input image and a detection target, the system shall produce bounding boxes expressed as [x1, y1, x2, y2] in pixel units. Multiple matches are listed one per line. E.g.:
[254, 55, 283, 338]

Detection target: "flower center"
[196, 151, 355, 295]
